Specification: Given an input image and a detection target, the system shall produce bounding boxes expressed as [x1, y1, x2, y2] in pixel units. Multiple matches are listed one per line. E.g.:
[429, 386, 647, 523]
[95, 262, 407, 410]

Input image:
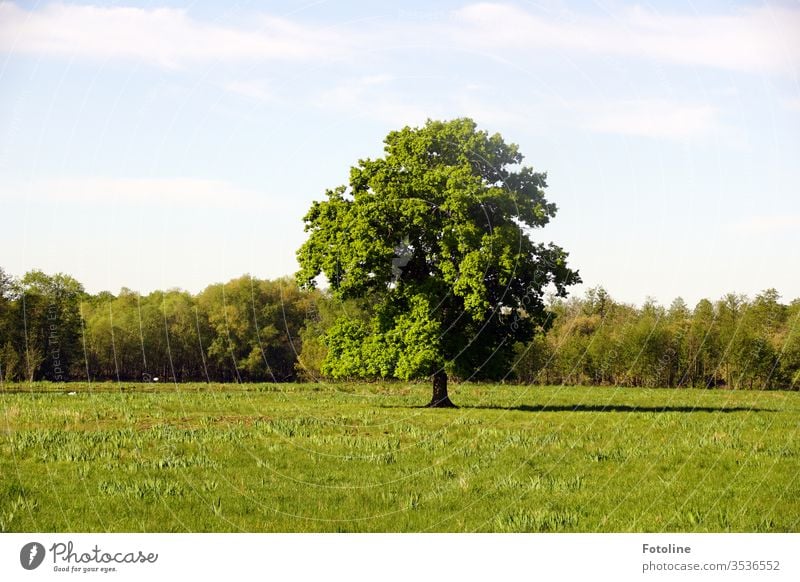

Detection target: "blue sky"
[1, 0, 798, 306]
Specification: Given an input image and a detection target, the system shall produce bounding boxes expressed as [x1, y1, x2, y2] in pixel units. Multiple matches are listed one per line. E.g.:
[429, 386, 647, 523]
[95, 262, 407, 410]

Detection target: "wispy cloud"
[579, 100, 718, 140]
[1, 2, 797, 75]
[729, 215, 800, 234]
[3, 177, 279, 210]
[314, 77, 720, 141]
[316, 75, 434, 126]
[0, 3, 351, 68]
[446, 91, 720, 140]
[224, 79, 274, 102]
[449, 3, 800, 75]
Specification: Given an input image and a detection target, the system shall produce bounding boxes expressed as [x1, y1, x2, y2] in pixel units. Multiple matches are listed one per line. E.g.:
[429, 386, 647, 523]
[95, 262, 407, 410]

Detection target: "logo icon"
[20, 542, 46, 570]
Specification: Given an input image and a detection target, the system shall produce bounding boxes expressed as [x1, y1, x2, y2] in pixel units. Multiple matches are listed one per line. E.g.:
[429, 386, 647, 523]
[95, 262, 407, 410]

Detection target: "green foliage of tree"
[0, 267, 321, 383]
[779, 304, 800, 388]
[196, 276, 315, 382]
[513, 333, 551, 384]
[515, 287, 800, 390]
[296, 118, 580, 406]
[8, 270, 87, 382]
[295, 294, 361, 380]
[0, 267, 18, 382]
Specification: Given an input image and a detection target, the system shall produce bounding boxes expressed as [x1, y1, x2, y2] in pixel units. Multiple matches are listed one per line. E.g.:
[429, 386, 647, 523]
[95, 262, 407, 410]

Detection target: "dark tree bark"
[427, 369, 457, 408]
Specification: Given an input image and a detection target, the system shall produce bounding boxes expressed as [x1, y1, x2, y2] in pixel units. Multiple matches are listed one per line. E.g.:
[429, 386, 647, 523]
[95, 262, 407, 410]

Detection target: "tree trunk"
[427, 369, 457, 408]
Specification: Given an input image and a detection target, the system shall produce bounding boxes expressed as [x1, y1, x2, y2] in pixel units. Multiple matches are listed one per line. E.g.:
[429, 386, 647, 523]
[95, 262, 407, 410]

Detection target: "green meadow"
[1, 383, 798, 532]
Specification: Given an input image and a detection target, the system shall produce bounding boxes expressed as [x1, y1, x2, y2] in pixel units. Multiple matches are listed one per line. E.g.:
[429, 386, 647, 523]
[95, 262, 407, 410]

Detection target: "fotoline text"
[643, 543, 691, 554]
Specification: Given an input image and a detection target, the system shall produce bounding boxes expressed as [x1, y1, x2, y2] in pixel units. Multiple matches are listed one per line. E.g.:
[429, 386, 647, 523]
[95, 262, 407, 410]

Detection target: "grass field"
[1, 382, 798, 532]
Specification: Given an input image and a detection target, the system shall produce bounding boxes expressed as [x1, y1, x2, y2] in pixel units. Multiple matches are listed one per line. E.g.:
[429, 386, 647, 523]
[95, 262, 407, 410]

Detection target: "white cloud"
[729, 215, 800, 234]
[430, 90, 719, 140]
[361, 74, 395, 86]
[315, 77, 720, 140]
[449, 3, 800, 75]
[2, 2, 798, 75]
[579, 100, 718, 140]
[3, 177, 278, 210]
[316, 75, 434, 126]
[0, 3, 350, 68]
[225, 79, 274, 101]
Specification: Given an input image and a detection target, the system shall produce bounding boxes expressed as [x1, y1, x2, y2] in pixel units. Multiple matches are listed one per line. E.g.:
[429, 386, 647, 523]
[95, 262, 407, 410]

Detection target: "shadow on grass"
[459, 404, 773, 413]
[383, 403, 773, 413]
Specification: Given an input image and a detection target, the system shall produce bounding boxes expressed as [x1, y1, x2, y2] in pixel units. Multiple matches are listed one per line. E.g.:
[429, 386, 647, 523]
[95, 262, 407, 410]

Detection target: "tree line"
[0, 267, 797, 389]
[0, 267, 317, 384]
[515, 287, 800, 390]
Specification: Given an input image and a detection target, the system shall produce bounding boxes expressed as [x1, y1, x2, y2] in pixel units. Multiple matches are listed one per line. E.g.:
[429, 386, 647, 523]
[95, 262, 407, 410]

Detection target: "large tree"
[297, 119, 579, 407]
[298, 118, 580, 405]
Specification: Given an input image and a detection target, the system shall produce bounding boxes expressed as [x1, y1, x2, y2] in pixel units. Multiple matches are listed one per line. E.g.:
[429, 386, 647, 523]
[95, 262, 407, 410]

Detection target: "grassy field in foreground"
[1, 382, 798, 532]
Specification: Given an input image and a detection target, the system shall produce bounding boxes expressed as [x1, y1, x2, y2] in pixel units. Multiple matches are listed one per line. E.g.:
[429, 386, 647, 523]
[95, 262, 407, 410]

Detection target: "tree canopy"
[296, 118, 580, 406]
